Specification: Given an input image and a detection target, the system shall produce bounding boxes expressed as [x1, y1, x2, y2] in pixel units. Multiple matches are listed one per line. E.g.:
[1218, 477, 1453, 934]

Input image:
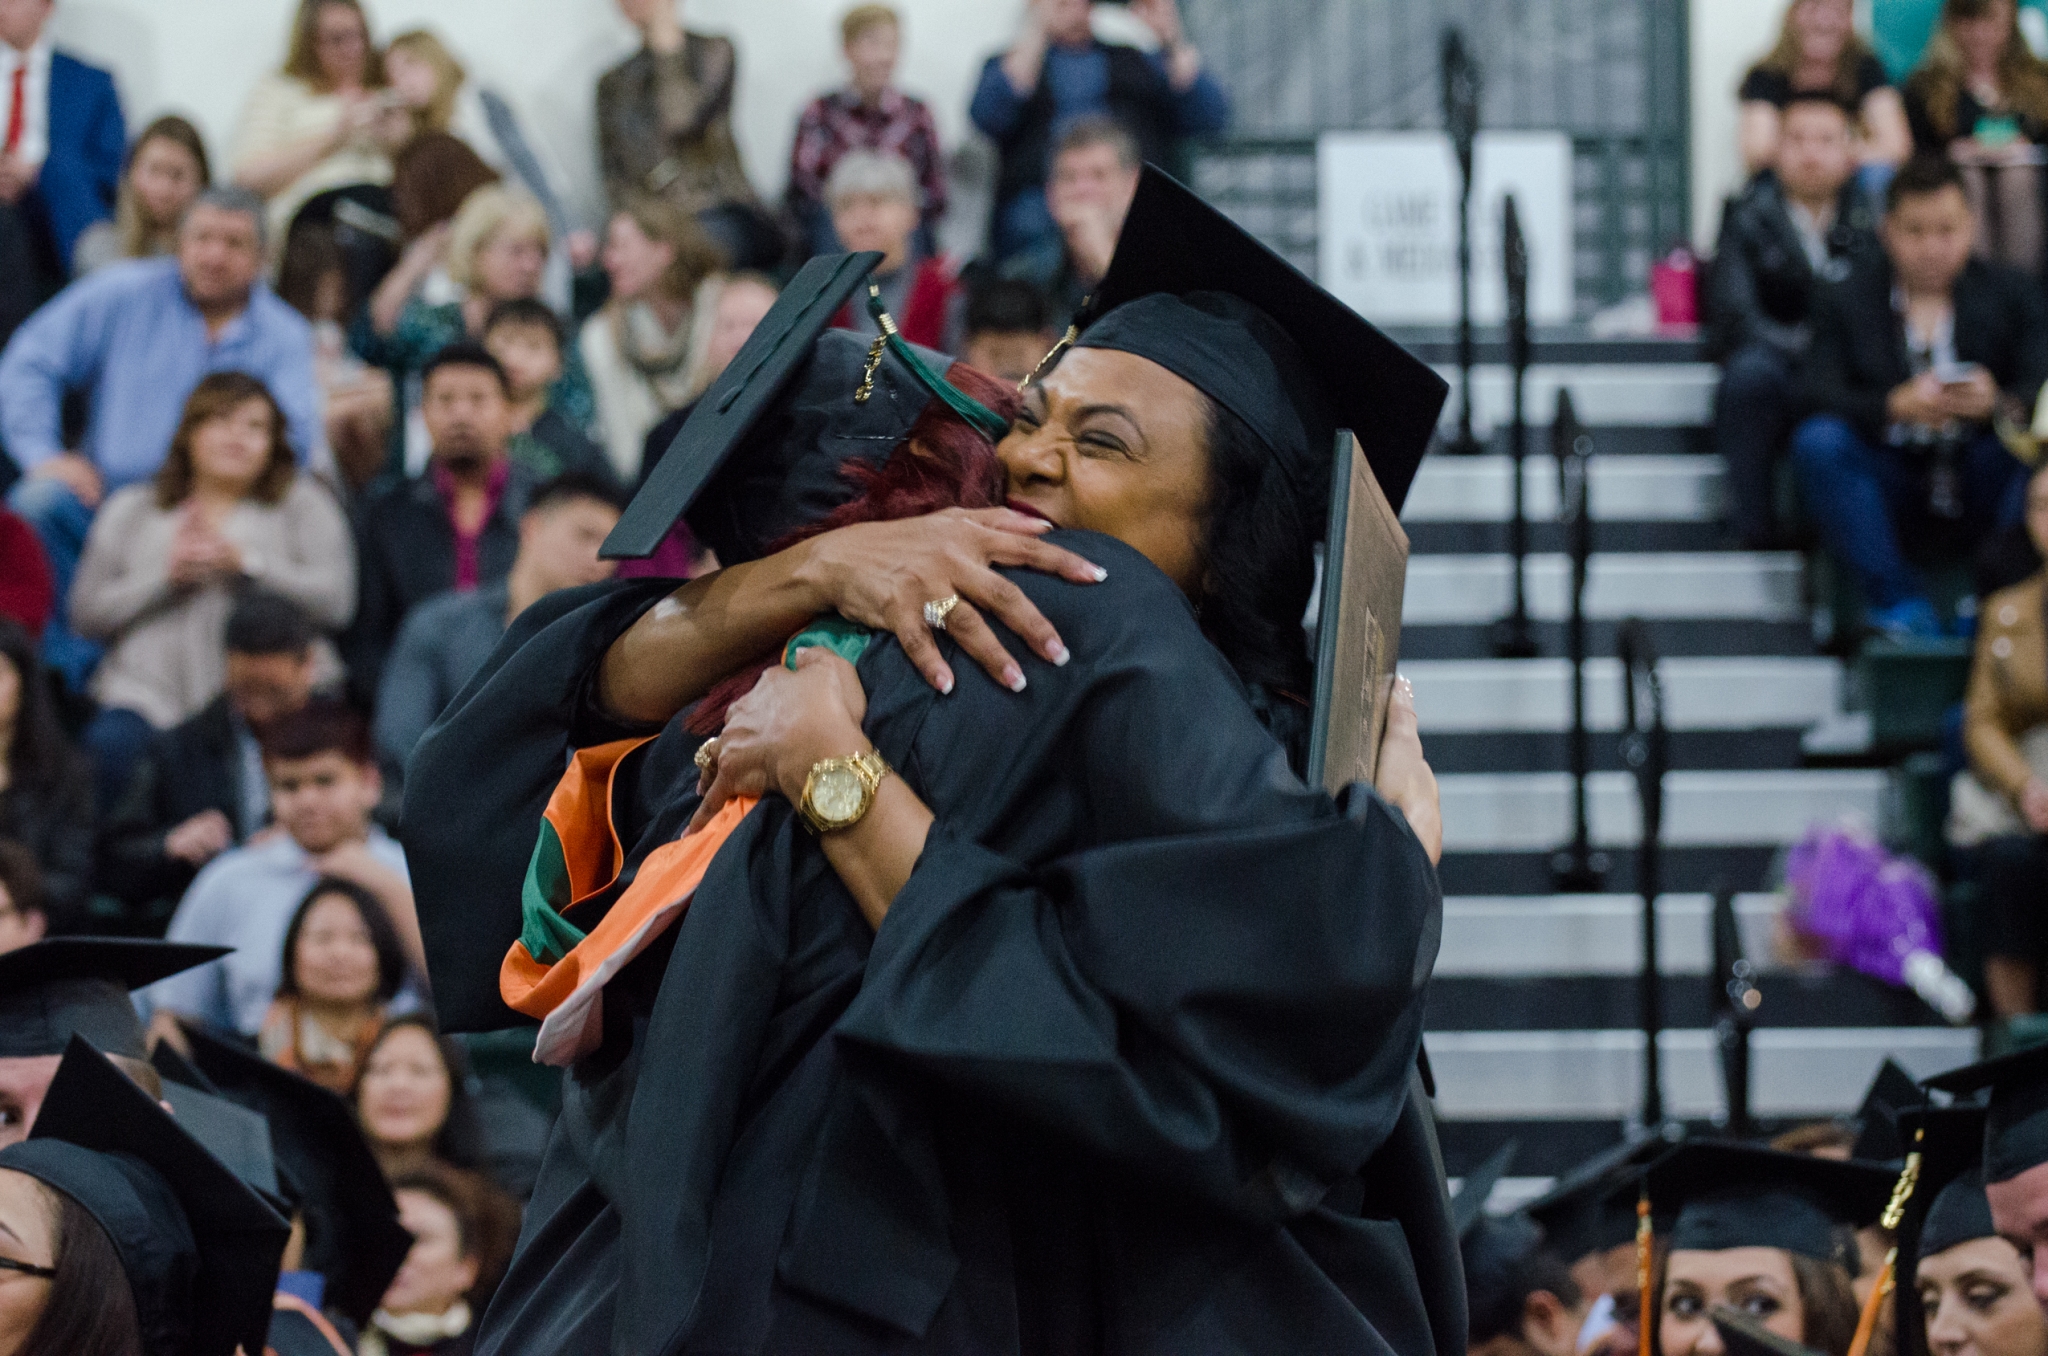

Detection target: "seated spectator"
[787, 4, 947, 256]
[367, 1163, 517, 1353]
[0, 621, 88, 931]
[355, 1014, 547, 1199]
[998, 117, 1141, 328]
[0, 186, 319, 690]
[599, 0, 784, 270]
[98, 589, 320, 924]
[345, 343, 536, 703]
[1904, 0, 2048, 276]
[72, 114, 211, 275]
[375, 472, 622, 784]
[971, 0, 1226, 259]
[0, 507, 53, 638]
[278, 217, 395, 491]
[0, 839, 46, 953]
[1793, 155, 2048, 637]
[579, 197, 726, 481]
[1709, 93, 1883, 548]
[1963, 460, 2048, 1016]
[825, 150, 961, 351]
[259, 875, 408, 1093]
[482, 299, 614, 485]
[960, 277, 1057, 385]
[139, 698, 418, 1044]
[68, 372, 351, 810]
[1740, 0, 1913, 177]
[0, 0, 123, 342]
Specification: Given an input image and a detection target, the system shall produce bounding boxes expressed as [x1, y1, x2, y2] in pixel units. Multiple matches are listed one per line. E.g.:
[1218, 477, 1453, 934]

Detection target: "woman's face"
[0, 1169, 55, 1356]
[311, 2, 371, 89]
[187, 396, 276, 497]
[602, 214, 676, 304]
[1791, 0, 1853, 62]
[473, 227, 548, 305]
[356, 1025, 452, 1152]
[129, 137, 204, 231]
[2025, 466, 2048, 560]
[1000, 347, 1213, 595]
[1954, 0, 2017, 70]
[1662, 1247, 1809, 1356]
[381, 1189, 477, 1317]
[1921, 1236, 2048, 1356]
[0, 654, 20, 737]
[293, 893, 381, 1008]
[383, 47, 439, 110]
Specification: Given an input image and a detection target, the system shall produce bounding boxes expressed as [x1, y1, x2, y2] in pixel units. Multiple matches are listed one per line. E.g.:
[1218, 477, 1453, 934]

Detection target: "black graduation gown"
[404, 532, 1461, 1356]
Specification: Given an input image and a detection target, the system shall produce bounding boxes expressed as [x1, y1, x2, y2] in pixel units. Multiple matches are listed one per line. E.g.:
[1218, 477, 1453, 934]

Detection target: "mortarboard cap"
[0, 1036, 288, 1356]
[1851, 1058, 1924, 1162]
[1454, 1141, 1519, 1240]
[1524, 1134, 1672, 1264]
[179, 1022, 410, 1328]
[1922, 1041, 2048, 1184]
[1893, 1105, 1994, 1356]
[1713, 1305, 1831, 1356]
[1645, 1141, 1895, 1266]
[0, 939, 228, 1059]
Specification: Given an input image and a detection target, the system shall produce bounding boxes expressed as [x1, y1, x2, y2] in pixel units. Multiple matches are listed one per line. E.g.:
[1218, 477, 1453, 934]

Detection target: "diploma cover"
[1307, 431, 1409, 795]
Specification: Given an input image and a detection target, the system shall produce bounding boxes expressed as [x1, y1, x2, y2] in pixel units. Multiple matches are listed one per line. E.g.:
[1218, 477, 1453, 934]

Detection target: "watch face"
[811, 766, 867, 825]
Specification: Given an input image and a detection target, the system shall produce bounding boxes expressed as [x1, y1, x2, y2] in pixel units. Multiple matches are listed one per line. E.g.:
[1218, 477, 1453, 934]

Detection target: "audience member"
[140, 698, 417, 1043]
[998, 117, 1140, 327]
[278, 217, 395, 490]
[0, 619, 89, 931]
[0, 186, 319, 689]
[598, 0, 783, 270]
[345, 343, 536, 703]
[366, 1163, 513, 1354]
[0, 0, 123, 342]
[68, 373, 353, 809]
[388, 129, 500, 250]
[354, 1014, 547, 1199]
[1794, 155, 2048, 638]
[579, 197, 725, 481]
[1709, 92, 1884, 548]
[482, 299, 614, 485]
[1740, 0, 1913, 177]
[230, 0, 399, 251]
[960, 276, 1057, 385]
[1963, 461, 2048, 1016]
[1904, 0, 2048, 276]
[98, 589, 320, 923]
[0, 505, 53, 637]
[787, 4, 947, 256]
[0, 839, 46, 953]
[971, 0, 1226, 259]
[826, 150, 961, 350]
[259, 875, 409, 1093]
[375, 471, 621, 783]
[71, 114, 210, 275]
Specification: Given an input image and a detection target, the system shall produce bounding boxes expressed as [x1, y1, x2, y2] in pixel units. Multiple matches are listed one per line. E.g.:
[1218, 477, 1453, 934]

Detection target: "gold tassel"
[1846, 1135, 1924, 1356]
[1638, 1189, 1655, 1356]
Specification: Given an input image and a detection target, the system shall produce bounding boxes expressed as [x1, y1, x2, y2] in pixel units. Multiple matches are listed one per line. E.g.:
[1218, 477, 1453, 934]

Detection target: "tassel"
[1638, 1189, 1655, 1356]
[860, 284, 1010, 442]
[1847, 1138, 1924, 1356]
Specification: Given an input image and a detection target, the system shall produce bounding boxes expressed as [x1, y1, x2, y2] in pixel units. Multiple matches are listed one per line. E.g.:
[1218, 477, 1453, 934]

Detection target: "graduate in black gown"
[406, 168, 1454, 1355]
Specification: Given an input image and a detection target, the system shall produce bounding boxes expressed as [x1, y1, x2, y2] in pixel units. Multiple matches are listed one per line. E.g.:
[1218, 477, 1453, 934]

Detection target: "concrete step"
[1406, 553, 1804, 625]
[1403, 454, 1721, 524]
[1430, 362, 1717, 432]
[1437, 893, 1784, 977]
[1404, 618, 1815, 661]
[1423, 729, 1810, 775]
[1438, 769, 1887, 853]
[1406, 657, 1843, 734]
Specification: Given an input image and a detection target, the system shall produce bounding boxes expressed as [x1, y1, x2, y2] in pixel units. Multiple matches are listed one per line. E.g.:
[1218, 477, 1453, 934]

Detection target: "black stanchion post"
[1441, 27, 1483, 457]
[1491, 194, 1538, 659]
[1618, 618, 1668, 1128]
[1709, 885, 1759, 1139]
[1551, 391, 1607, 890]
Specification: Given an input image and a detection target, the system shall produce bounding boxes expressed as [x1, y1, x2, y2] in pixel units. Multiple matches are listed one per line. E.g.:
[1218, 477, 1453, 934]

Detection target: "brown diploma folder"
[1307, 431, 1410, 795]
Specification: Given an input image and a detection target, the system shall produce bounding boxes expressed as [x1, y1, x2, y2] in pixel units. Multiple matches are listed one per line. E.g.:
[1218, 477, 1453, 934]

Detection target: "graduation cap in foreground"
[1893, 1106, 1995, 1356]
[0, 938, 228, 1058]
[1851, 1058, 1925, 1163]
[149, 1040, 285, 1203]
[1923, 1041, 2048, 1184]
[1645, 1141, 1897, 1267]
[1524, 1134, 1673, 1265]
[179, 1021, 411, 1328]
[1713, 1305, 1831, 1356]
[0, 1036, 288, 1356]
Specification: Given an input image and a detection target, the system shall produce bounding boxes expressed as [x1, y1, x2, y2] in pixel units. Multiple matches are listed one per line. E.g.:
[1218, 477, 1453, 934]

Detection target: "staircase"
[1397, 334, 1981, 1201]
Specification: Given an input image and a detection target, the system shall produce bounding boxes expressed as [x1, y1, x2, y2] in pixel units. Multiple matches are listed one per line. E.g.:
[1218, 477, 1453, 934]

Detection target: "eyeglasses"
[0, 1255, 56, 1281]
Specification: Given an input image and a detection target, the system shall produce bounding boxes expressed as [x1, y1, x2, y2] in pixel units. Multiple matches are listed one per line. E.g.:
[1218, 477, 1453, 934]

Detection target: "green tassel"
[864, 285, 1011, 442]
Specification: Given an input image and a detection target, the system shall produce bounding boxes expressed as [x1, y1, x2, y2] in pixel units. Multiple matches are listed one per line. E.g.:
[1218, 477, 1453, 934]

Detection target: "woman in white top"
[578, 197, 727, 481]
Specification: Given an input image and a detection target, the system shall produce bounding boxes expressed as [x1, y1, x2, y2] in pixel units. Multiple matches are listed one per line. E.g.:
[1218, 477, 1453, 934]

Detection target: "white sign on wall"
[1318, 131, 1576, 327]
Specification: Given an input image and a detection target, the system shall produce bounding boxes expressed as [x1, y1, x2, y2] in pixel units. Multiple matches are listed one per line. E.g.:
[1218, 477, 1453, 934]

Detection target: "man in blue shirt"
[971, 0, 1228, 260]
[0, 185, 319, 687]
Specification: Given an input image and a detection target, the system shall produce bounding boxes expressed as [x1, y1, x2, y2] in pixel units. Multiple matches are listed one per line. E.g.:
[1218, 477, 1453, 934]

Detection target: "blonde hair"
[842, 4, 899, 45]
[446, 185, 549, 290]
[386, 29, 466, 135]
[1752, 0, 1880, 106]
[613, 196, 728, 302]
[281, 0, 386, 92]
[1905, 0, 2048, 139]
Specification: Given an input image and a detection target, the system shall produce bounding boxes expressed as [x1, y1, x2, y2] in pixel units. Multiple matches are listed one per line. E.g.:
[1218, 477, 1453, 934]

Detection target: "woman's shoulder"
[92, 483, 164, 530]
[1981, 574, 2047, 634]
[1739, 63, 1790, 104]
[1007, 530, 1213, 665]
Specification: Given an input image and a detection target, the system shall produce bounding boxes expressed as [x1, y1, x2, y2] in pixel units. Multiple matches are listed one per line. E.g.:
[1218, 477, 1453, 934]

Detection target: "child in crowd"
[959, 277, 1057, 385]
[482, 299, 617, 487]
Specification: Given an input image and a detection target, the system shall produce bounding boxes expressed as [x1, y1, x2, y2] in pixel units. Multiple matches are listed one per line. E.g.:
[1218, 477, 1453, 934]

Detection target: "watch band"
[798, 749, 890, 834]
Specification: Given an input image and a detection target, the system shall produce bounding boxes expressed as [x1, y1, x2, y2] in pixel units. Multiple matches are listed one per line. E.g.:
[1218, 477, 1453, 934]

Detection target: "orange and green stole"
[501, 620, 873, 1066]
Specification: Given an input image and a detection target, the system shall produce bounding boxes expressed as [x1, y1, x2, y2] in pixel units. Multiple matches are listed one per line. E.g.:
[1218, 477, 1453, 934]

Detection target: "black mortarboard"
[1525, 1134, 1672, 1264]
[0, 939, 228, 1059]
[1851, 1058, 1924, 1163]
[1070, 166, 1449, 518]
[1455, 1143, 1557, 1343]
[1645, 1142, 1895, 1266]
[1454, 1141, 1519, 1239]
[0, 1037, 288, 1356]
[1713, 1305, 1831, 1356]
[178, 1022, 410, 1328]
[1894, 1105, 1995, 1356]
[1923, 1041, 2048, 1184]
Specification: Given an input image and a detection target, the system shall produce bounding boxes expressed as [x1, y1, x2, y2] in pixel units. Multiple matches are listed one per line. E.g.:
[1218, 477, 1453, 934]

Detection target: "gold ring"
[923, 595, 962, 631]
[694, 737, 721, 774]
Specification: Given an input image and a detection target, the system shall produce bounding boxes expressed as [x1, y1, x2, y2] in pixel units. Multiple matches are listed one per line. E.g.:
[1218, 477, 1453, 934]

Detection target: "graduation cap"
[1455, 1143, 1558, 1343]
[178, 1021, 411, 1329]
[148, 1041, 285, 1202]
[0, 938, 228, 1059]
[1922, 1041, 2048, 1184]
[1851, 1058, 1925, 1163]
[1524, 1134, 1672, 1264]
[0, 1036, 289, 1356]
[1644, 1141, 1897, 1266]
[1454, 1140, 1519, 1238]
[1893, 1106, 1994, 1356]
[1713, 1305, 1831, 1356]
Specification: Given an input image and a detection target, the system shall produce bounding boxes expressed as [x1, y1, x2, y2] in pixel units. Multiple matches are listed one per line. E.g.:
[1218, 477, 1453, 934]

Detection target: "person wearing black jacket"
[1708, 93, 1880, 548]
[1793, 155, 2048, 638]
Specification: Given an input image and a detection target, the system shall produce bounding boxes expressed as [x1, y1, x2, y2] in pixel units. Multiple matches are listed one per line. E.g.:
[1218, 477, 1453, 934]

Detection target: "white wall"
[1689, 0, 1786, 248]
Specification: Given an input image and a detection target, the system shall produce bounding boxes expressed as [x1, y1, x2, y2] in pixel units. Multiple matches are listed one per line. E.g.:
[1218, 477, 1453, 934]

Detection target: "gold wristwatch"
[798, 749, 890, 833]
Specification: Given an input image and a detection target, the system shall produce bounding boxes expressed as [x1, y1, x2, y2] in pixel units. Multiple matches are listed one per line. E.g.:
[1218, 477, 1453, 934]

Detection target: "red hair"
[685, 362, 1019, 734]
